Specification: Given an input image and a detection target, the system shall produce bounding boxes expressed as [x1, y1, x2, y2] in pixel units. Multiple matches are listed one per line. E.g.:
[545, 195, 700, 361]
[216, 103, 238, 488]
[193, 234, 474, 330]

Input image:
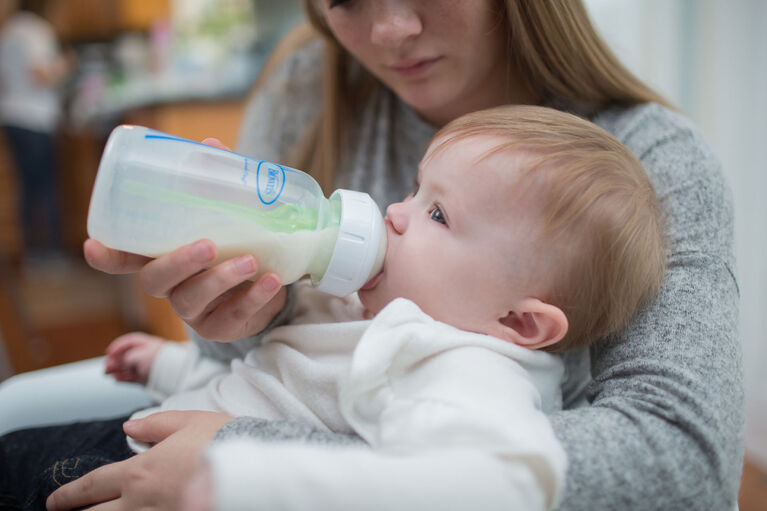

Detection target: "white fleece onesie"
[131, 282, 567, 509]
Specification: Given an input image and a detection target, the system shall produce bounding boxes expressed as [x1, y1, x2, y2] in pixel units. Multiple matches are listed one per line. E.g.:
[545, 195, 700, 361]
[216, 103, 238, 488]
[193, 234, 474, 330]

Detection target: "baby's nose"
[386, 202, 408, 234]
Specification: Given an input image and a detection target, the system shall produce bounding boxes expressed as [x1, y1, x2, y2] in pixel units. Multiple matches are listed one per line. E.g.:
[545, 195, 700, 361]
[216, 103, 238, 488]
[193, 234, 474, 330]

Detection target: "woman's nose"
[371, 1, 422, 49]
[386, 201, 409, 234]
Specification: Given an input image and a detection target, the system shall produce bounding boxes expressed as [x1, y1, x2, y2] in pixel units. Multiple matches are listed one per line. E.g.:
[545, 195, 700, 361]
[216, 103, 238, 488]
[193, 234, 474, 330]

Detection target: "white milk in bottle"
[87, 125, 386, 296]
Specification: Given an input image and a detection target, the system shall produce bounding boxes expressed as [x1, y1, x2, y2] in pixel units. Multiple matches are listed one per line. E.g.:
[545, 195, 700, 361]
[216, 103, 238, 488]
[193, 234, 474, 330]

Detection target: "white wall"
[585, 0, 767, 470]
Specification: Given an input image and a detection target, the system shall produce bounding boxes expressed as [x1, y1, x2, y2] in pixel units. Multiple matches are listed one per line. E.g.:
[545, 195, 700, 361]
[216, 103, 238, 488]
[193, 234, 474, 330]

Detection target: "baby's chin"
[357, 289, 389, 318]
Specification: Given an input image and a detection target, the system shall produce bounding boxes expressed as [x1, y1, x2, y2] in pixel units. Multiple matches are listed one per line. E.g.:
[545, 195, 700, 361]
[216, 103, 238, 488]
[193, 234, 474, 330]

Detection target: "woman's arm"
[550, 104, 744, 510]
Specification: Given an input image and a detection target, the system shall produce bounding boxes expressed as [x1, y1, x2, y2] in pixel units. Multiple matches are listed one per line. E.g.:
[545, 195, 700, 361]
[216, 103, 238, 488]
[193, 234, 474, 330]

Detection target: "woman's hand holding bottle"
[83, 137, 286, 342]
[83, 237, 287, 342]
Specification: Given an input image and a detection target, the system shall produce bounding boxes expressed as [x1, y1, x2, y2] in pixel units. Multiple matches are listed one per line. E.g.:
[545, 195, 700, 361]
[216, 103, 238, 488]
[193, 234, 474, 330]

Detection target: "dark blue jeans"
[0, 416, 133, 510]
[2, 125, 63, 256]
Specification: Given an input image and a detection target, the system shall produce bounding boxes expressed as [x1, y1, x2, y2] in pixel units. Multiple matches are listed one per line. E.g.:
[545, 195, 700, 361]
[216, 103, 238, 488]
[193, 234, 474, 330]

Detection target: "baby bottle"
[87, 125, 386, 297]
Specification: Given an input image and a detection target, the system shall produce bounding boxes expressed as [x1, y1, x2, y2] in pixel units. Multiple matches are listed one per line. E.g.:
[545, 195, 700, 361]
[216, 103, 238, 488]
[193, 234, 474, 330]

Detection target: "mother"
[40, 0, 746, 509]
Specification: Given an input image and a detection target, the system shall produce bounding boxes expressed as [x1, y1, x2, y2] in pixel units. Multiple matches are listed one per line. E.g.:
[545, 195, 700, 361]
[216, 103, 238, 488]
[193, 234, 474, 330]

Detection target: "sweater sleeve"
[548, 104, 743, 510]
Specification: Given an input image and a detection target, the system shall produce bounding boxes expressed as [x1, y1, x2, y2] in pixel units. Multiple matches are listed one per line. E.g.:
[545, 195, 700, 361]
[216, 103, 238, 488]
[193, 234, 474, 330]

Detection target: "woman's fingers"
[48, 412, 233, 511]
[192, 275, 286, 342]
[168, 255, 259, 320]
[138, 239, 217, 298]
[83, 239, 152, 275]
[123, 411, 232, 445]
[122, 412, 187, 445]
[46, 461, 123, 510]
[201, 137, 230, 151]
[88, 236, 287, 341]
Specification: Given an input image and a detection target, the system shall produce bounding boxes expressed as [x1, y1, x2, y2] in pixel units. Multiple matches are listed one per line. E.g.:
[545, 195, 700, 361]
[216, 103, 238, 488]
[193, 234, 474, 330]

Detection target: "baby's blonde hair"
[431, 105, 667, 352]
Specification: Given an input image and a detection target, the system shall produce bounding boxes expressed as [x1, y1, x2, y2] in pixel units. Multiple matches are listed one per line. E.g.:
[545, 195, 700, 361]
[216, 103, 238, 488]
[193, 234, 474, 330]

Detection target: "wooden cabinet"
[0, 135, 21, 264]
[118, 0, 171, 32]
[48, 0, 170, 41]
[48, 0, 119, 41]
[0, 263, 129, 374]
[124, 99, 246, 149]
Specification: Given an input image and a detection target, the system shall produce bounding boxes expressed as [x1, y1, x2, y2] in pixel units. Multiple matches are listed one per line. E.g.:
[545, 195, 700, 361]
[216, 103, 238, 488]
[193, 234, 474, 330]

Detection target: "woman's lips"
[360, 270, 384, 291]
[390, 57, 441, 77]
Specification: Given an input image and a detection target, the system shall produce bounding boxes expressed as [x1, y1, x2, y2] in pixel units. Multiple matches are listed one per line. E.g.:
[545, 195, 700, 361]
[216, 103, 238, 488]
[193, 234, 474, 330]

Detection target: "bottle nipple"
[316, 190, 387, 297]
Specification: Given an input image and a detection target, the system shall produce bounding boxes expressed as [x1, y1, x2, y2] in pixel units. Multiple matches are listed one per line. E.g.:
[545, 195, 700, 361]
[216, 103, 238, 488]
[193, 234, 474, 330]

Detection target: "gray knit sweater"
[199, 40, 743, 510]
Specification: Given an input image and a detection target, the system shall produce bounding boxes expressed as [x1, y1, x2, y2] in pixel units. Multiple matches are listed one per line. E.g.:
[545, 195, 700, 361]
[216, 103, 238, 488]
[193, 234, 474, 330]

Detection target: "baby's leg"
[0, 357, 152, 435]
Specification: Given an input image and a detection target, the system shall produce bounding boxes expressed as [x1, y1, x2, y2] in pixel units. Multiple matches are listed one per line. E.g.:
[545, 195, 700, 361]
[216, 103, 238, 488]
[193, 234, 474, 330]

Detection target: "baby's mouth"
[360, 269, 384, 291]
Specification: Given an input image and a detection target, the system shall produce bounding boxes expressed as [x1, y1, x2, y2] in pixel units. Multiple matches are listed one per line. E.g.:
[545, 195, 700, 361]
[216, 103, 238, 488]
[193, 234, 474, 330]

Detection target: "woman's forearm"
[550, 252, 742, 510]
[550, 103, 744, 509]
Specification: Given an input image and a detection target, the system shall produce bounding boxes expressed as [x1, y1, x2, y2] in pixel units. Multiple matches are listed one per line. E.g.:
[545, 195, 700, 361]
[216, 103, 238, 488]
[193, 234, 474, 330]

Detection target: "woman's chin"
[388, 84, 453, 119]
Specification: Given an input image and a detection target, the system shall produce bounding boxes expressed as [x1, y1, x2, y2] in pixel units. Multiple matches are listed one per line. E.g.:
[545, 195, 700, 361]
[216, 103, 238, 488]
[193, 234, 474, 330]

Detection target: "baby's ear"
[495, 298, 568, 350]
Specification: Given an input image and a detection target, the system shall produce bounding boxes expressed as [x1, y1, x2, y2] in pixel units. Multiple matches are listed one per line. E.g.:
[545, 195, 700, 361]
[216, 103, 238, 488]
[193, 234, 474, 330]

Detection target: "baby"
[105, 104, 667, 510]
[0, 105, 666, 510]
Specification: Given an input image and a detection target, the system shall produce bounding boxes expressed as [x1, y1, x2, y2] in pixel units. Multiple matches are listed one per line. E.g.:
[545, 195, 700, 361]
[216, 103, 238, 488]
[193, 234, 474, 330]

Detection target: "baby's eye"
[429, 205, 447, 225]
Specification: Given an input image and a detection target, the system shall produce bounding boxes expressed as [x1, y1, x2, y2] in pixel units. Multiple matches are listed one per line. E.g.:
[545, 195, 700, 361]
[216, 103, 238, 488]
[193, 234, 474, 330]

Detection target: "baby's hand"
[105, 332, 165, 384]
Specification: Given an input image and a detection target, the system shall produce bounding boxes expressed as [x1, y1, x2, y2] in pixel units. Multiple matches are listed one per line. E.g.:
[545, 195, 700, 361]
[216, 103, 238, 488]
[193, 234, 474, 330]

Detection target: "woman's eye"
[429, 206, 447, 225]
[329, 0, 353, 8]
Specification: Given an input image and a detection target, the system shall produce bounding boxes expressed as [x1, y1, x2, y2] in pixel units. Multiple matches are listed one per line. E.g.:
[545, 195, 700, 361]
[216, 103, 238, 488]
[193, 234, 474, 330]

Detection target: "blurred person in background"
[0, 0, 73, 263]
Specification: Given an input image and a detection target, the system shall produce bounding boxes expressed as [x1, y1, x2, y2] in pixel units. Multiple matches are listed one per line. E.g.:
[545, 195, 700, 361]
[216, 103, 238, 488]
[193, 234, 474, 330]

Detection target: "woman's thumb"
[123, 411, 188, 443]
[201, 137, 231, 151]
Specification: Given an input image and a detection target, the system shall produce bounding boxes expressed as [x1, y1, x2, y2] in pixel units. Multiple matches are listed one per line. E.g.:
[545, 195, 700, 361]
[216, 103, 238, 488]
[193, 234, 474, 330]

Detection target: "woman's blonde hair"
[254, 0, 670, 193]
[430, 105, 666, 352]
